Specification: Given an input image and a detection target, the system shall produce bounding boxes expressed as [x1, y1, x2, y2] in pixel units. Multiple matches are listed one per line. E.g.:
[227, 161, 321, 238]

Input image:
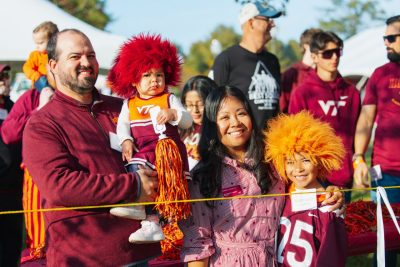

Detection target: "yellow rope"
[1, 185, 399, 215]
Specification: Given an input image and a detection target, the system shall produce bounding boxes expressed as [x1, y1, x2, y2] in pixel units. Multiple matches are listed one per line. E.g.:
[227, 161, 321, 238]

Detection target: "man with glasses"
[353, 15, 400, 266]
[289, 31, 361, 202]
[0, 64, 24, 267]
[210, 1, 281, 129]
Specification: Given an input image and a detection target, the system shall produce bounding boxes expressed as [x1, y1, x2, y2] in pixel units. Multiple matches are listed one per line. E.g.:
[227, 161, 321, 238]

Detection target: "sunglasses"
[383, 34, 400, 43]
[0, 72, 10, 80]
[319, 48, 342, 59]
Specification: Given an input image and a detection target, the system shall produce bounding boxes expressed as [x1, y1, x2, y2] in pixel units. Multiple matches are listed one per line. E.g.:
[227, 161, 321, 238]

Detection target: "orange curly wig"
[107, 33, 181, 98]
[264, 111, 345, 183]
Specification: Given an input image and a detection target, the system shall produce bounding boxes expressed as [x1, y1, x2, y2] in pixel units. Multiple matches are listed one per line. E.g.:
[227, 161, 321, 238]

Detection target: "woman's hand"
[322, 185, 345, 213]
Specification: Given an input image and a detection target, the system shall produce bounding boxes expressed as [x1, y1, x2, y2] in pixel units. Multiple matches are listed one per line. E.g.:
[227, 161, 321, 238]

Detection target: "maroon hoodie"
[23, 90, 160, 266]
[289, 71, 361, 187]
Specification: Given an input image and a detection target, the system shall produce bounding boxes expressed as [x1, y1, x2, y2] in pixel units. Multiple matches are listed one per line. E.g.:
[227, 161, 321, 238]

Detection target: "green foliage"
[318, 0, 387, 39]
[267, 38, 301, 71]
[49, 0, 112, 30]
[183, 25, 240, 77]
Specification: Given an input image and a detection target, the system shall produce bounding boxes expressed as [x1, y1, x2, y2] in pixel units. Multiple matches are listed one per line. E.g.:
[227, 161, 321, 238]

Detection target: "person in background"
[1, 64, 55, 265]
[180, 75, 217, 170]
[289, 31, 360, 202]
[22, 29, 160, 266]
[179, 86, 343, 267]
[23, 21, 58, 94]
[265, 111, 347, 267]
[0, 64, 24, 267]
[353, 14, 400, 266]
[280, 28, 322, 113]
[210, 1, 282, 129]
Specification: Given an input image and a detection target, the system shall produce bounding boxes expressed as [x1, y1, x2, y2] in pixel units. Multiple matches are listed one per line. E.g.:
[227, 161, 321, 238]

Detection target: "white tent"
[0, 0, 125, 70]
[339, 25, 388, 77]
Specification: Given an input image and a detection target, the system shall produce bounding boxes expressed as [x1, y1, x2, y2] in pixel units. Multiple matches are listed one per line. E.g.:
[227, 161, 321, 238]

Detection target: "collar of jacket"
[53, 88, 104, 109]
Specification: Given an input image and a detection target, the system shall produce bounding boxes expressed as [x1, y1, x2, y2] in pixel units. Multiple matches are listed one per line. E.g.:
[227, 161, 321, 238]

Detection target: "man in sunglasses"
[210, 1, 281, 129]
[289, 31, 361, 203]
[0, 64, 24, 267]
[353, 14, 400, 266]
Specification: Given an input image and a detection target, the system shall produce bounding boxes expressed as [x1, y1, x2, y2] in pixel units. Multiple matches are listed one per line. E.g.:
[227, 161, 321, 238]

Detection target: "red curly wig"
[107, 33, 181, 98]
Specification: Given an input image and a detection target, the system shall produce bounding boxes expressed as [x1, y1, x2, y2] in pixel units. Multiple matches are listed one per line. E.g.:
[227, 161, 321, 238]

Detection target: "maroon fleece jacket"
[23, 90, 160, 266]
[289, 71, 361, 187]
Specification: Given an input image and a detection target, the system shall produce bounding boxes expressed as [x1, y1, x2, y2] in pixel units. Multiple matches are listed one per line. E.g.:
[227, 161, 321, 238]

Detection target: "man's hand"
[121, 139, 134, 162]
[136, 165, 158, 203]
[353, 162, 370, 189]
[156, 108, 177, 125]
[322, 185, 344, 212]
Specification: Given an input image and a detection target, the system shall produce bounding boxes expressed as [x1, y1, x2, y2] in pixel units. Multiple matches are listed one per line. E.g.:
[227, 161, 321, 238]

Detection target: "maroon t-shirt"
[280, 62, 313, 113]
[363, 62, 400, 175]
[277, 195, 347, 267]
[289, 71, 361, 187]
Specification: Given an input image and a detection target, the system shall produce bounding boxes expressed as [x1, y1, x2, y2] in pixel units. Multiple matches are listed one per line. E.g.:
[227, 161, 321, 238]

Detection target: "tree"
[318, 0, 387, 39]
[182, 25, 240, 80]
[49, 0, 112, 30]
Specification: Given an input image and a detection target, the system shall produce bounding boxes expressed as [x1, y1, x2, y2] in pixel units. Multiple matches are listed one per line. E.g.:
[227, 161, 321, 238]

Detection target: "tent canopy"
[339, 25, 389, 77]
[0, 0, 125, 70]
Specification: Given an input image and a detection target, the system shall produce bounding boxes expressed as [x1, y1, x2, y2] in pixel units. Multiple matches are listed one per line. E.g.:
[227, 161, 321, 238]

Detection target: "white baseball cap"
[239, 1, 282, 25]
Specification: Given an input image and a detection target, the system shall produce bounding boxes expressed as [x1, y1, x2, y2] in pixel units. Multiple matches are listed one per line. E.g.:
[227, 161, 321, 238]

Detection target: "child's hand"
[323, 185, 344, 213]
[156, 108, 177, 125]
[121, 139, 134, 162]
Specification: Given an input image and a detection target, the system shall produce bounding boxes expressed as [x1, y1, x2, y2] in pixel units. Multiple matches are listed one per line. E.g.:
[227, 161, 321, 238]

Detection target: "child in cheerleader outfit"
[107, 34, 193, 243]
[264, 111, 347, 267]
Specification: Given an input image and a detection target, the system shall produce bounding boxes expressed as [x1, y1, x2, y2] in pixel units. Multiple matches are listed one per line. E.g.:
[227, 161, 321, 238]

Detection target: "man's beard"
[59, 67, 97, 94]
[387, 49, 400, 63]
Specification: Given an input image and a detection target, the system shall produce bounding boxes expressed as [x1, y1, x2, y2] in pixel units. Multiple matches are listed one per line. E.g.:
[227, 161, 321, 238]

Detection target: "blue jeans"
[370, 172, 400, 267]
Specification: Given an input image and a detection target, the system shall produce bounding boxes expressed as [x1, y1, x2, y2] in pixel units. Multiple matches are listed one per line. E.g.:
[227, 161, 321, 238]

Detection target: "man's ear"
[311, 53, 318, 65]
[48, 59, 57, 75]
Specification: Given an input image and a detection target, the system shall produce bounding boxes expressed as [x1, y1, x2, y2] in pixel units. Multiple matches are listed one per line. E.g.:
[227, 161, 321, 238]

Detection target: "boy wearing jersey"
[264, 111, 347, 267]
[107, 34, 192, 243]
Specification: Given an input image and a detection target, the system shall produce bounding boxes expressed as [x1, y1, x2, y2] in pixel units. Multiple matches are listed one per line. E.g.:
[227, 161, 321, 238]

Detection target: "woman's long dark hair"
[191, 85, 275, 206]
[180, 75, 217, 140]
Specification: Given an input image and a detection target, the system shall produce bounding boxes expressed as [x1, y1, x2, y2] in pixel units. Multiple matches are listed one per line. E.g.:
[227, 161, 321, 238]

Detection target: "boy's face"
[285, 152, 319, 190]
[311, 41, 341, 74]
[133, 68, 165, 99]
[33, 31, 48, 52]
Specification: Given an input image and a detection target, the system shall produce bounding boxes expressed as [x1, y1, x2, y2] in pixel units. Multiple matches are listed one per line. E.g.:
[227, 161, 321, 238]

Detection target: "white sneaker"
[110, 205, 146, 220]
[128, 220, 165, 243]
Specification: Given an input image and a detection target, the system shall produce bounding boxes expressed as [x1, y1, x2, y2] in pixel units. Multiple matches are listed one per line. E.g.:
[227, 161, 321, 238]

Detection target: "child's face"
[216, 95, 252, 160]
[33, 31, 48, 53]
[184, 90, 204, 125]
[285, 152, 320, 190]
[133, 68, 165, 99]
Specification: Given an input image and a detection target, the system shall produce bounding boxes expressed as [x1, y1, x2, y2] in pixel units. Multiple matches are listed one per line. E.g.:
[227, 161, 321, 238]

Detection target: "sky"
[105, 0, 399, 54]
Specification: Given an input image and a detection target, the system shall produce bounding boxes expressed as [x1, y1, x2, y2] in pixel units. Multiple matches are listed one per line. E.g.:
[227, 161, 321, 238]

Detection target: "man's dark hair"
[299, 28, 323, 54]
[47, 29, 88, 62]
[386, 15, 400, 25]
[310, 31, 343, 53]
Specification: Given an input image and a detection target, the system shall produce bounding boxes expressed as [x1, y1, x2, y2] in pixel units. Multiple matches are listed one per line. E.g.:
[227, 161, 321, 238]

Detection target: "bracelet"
[352, 153, 364, 162]
[353, 157, 365, 169]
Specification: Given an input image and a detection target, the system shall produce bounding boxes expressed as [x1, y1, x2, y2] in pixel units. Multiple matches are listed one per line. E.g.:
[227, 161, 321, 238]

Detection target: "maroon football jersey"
[277, 195, 347, 267]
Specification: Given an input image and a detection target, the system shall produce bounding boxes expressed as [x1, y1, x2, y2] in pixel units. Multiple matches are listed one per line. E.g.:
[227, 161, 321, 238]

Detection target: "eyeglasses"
[318, 48, 342, 59]
[0, 72, 9, 80]
[185, 103, 204, 111]
[253, 16, 272, 23]
[383, 34, 400, 43]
